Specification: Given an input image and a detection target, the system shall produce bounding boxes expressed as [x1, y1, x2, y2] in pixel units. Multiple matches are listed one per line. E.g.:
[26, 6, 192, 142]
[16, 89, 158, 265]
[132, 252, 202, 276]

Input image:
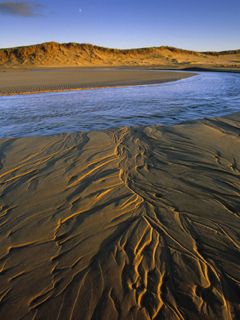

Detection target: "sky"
[0, 0, 240, 51]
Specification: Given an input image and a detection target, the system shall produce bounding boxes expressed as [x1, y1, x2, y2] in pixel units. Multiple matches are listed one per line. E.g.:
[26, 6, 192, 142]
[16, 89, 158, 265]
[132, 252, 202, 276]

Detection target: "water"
[0, 71, 240, 138]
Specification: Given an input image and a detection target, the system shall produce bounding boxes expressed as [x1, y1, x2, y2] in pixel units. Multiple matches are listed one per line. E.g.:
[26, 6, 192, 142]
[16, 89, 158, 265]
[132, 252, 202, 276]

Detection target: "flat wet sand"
[0, 113, 239, 319]
[0, 68, 195, 96]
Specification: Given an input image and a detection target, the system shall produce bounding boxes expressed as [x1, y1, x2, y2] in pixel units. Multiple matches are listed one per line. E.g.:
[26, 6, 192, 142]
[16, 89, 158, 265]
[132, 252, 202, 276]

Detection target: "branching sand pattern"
[0, 113, 239, 319]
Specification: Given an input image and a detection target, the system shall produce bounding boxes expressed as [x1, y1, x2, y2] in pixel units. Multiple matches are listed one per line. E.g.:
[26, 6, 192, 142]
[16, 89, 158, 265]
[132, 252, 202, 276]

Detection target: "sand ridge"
[0, 113, 239, 319]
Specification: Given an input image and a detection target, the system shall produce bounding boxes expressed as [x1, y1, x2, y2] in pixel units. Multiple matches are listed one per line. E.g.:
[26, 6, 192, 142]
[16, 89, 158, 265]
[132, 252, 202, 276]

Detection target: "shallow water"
[0, 71, 240, 137]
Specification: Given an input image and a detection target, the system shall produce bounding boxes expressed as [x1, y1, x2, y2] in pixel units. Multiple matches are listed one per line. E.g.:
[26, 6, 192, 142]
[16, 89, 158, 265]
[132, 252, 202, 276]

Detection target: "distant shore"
[0, 68, 196, 96]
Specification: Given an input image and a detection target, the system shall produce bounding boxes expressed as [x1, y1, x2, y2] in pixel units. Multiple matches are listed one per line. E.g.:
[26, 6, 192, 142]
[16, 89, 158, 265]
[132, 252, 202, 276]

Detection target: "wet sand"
[0, 112, 239, 319]
[0, 68, 195, 96]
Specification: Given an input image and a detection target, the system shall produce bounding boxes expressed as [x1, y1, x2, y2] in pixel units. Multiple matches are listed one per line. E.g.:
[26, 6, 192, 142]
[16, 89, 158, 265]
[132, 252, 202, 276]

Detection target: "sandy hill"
[0, 42, 240, 69]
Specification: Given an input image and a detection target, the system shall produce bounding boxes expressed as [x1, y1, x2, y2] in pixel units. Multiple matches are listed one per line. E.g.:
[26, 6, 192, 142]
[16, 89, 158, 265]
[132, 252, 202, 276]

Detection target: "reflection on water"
[0, 71, 240, 137]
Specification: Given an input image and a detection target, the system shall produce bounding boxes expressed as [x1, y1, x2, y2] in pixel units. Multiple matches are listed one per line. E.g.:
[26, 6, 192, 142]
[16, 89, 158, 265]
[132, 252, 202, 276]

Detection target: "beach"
[1, 0, 240, 318]
[0, 68, 196, 96]
[0, 112, 239, 319]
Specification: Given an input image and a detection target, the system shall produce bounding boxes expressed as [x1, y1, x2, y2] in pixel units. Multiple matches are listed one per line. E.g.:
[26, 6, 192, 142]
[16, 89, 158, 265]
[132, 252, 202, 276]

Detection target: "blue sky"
[0, 0, 240, 50]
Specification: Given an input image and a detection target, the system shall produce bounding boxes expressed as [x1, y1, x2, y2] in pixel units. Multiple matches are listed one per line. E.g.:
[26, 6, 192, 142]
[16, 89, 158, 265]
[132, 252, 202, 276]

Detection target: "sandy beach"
[0, 68, 195, 96]
[0, 112, 239, 319]
[1, 0, 239, 318]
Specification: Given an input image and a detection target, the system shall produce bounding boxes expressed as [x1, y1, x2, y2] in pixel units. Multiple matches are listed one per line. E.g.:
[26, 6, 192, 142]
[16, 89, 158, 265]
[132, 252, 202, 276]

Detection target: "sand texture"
[0, 113, 239, 319]
[0, 42, 240, 70]
[0, 68, 194, 96]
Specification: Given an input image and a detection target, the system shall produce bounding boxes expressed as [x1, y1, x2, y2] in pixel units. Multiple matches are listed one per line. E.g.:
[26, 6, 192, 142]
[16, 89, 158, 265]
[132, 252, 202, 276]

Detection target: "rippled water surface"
[0, 71, 240, 137]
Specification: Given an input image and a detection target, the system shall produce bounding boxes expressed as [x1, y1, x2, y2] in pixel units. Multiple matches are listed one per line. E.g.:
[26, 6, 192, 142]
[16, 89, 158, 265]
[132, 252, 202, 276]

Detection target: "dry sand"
[0, 68, 194, 96]
[0, 113, 239, 319]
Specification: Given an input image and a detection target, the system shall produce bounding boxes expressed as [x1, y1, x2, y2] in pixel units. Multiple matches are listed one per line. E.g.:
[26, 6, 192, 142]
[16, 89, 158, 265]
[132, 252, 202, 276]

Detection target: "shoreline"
[1, 65, 240, 97]
[0, 78, 194, 97]
[0, 68, 195, 96]
[1, 110, 239, 140]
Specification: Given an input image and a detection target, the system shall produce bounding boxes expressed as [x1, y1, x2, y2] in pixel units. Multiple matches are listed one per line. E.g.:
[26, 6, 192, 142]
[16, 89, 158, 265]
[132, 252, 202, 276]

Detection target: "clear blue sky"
[0, 0, 239, 51]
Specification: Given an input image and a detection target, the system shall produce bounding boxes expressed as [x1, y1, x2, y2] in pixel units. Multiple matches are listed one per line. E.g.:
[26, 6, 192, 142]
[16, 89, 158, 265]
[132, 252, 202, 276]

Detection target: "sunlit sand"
[0, 113, 239, 319]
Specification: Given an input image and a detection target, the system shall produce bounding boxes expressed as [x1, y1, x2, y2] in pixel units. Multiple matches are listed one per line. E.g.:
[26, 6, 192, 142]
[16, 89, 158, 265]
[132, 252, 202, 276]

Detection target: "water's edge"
[1, 71, 240, 138]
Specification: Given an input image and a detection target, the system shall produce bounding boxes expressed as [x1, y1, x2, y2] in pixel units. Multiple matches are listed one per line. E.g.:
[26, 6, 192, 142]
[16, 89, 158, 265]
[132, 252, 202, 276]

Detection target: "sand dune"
[0, 113, 239, 319]
[0, 42, 240, 70]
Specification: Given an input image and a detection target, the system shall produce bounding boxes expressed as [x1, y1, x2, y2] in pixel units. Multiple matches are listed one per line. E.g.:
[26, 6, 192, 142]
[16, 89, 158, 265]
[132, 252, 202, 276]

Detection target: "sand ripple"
[0, 113, 239, 319]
